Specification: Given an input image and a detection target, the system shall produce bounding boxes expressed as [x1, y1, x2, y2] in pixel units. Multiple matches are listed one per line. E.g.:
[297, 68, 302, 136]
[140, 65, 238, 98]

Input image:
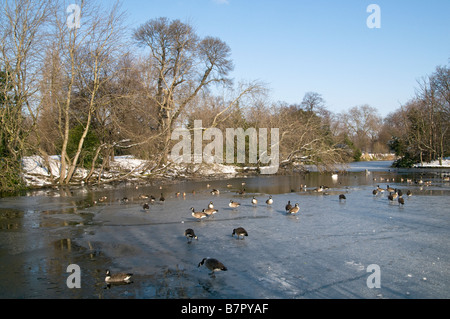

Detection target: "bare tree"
[133, 17, 233, 164]
[404, 66, 450, 165]
[428, 65, 450, 164]
[47, 0, 127, 184]
[300, 91, 325, 113]
[389, 64, 450, 168]
[0, 0, 53, 191]
[248, 94, 350, 172]
[338, 104, 382, 153]
[278, 106, 347, 171]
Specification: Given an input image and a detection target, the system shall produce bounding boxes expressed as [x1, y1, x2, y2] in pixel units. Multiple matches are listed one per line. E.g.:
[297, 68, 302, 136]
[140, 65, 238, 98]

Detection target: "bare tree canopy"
[0, 0, 53, 191]
[301, 91, 325, 112]
[133, 18, 233, 128]
[389, 64, 450, 167]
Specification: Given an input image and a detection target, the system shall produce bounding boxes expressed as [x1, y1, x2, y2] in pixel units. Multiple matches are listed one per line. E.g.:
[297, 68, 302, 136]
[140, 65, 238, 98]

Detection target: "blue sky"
[113, 0, 450, 117]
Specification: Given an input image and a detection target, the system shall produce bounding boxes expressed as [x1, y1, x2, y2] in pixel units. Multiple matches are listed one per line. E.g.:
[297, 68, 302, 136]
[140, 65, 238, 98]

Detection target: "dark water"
[1, 161, 449, 299]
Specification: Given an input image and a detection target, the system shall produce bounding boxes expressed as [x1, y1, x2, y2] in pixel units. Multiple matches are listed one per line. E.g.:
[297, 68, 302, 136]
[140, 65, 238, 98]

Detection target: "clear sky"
[112, 0, 450, 117]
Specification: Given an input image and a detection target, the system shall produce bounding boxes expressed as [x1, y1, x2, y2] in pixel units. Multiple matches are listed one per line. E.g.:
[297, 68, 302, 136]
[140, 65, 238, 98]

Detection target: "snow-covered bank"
[21, 155, 239, 188]
[413, 158, 450, 168]
[360, 152, 396, 161]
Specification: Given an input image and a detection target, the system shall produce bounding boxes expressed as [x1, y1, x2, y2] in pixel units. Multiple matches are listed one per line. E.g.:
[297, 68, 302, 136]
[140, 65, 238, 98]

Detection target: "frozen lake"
[0, 161, 449, 299]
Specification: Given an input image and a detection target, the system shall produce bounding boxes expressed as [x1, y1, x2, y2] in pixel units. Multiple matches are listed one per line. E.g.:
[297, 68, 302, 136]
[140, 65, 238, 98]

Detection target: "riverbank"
[360, 152, 397, 161]
[21, 155, 241, 188]
[413, 158, 450, 168]
[20, 155, 450, 190]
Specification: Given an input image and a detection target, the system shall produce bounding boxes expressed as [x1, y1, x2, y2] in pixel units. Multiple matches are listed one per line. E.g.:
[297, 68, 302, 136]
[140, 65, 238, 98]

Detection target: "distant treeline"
[1, 0, 449, 192]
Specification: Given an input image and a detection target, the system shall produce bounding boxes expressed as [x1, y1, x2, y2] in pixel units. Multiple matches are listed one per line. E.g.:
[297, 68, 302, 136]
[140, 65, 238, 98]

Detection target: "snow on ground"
[413, 158, 450, 168]
[21, 155, 239, 187]
[21, 155, 66, 187]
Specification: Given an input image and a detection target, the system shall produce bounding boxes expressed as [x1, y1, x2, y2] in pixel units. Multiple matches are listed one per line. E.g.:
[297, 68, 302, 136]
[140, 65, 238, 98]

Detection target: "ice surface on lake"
[1, 161, 449, 298]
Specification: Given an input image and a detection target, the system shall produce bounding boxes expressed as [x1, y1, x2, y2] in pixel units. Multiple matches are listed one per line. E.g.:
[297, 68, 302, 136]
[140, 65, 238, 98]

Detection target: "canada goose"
[203, 207, 218, 216]
[226, 183, 232, 188]
[191, 207, 207, 220]
[266, 195, 273, 205]
[184, 228, 198, 242]
[386, 185, 395, 193]
[388, 192, 398, 201]
[339, 194, 346, 201]
[210, 189, 220, 195]
[229, 200, 240, 208]
[149, 195, 156, 203]
[372, 189, 378, 195]
[105, 270, 133, 283]
[398, 196, 405, 206]
[251, 196, 258, 205]
[143, 203, 150, 210]
[208, 201, 214, 209]
[198, 258, 227, 276]
[287, 203, 300, 214]
[138, 194, 149, 199]
[237, 188, 246, 195]
[232, 227, 248, 239]
[159, 193, 165, 202]
[376, 185, 385, 193]
[285, 200, 292, 212]
[406, 190, 412, 197]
